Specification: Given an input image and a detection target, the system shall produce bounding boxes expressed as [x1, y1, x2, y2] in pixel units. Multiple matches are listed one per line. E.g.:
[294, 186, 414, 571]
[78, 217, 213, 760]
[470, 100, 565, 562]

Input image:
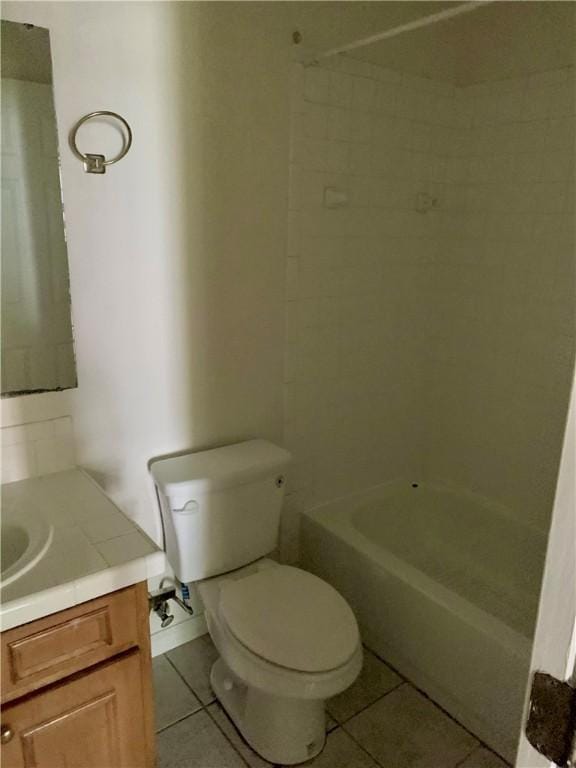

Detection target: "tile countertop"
[1, 468, 165, 631]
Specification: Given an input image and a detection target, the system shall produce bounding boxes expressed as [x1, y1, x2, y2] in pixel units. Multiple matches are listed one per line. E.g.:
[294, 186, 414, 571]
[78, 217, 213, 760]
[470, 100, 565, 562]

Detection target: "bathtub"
[300, 480, 547, 762]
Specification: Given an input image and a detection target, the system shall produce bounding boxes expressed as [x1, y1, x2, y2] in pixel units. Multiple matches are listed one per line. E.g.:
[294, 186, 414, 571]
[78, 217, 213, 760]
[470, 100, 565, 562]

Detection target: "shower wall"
[424, 65, 575, 532]
[282, 54, 575, 561]
[282, 56, 459, 561]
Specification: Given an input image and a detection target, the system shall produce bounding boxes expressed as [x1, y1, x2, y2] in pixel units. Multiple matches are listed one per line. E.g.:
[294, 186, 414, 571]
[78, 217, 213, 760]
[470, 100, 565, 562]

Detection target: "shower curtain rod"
[306, 1, 493, 66]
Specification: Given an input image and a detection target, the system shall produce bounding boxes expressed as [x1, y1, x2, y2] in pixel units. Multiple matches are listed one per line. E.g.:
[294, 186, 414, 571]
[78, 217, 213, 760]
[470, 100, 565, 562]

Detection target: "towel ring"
[70, 111, 132, 174]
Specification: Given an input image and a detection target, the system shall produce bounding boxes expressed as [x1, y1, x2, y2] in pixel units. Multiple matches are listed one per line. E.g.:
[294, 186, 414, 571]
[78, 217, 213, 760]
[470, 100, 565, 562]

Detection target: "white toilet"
[150, 439, 362, 765]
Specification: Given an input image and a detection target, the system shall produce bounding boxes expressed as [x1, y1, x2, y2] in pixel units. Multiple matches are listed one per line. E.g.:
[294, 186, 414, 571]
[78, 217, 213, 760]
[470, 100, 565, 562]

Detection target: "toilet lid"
[219, 565, 359, 673]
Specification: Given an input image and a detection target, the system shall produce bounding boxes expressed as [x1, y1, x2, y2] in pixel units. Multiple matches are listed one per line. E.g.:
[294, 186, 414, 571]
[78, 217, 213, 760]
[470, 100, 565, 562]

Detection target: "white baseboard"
[151, 613, 208, 657]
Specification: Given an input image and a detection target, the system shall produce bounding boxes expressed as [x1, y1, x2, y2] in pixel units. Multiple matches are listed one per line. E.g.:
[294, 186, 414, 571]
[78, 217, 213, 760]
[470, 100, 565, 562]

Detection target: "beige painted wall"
[1, 1, 292, 544]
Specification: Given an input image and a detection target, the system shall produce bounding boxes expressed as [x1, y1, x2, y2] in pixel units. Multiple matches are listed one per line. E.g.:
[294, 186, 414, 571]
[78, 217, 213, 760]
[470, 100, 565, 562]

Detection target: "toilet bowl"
[198, 559, 362, 764]
[150, 440, 362, 765]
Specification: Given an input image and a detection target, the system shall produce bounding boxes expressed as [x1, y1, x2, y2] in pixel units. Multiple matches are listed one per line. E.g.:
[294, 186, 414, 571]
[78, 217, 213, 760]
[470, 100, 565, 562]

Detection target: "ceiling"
[312, 1, 576, 85]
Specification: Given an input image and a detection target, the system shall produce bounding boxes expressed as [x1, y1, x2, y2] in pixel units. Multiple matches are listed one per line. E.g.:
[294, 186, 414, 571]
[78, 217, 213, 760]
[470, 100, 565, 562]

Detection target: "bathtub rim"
[308, 478, 548, 540]
[302, 480, 538, 656]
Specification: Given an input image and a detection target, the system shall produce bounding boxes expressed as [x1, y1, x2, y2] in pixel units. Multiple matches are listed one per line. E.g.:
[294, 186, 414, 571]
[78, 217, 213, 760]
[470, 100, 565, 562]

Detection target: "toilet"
[150, 439, 362, 765]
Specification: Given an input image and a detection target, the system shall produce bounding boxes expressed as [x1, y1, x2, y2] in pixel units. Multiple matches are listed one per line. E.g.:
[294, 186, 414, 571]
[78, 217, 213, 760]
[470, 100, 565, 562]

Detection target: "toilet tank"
[150, 440, 291, 583]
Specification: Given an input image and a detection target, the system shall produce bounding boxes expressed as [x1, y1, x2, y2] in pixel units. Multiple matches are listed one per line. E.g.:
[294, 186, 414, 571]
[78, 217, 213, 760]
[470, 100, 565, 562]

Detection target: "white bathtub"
[300, 480, 547, 762]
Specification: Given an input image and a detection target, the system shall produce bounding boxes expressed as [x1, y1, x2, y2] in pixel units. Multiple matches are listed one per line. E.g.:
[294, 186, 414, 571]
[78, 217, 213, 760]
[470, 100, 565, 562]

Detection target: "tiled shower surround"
[282, 56, 575, 561]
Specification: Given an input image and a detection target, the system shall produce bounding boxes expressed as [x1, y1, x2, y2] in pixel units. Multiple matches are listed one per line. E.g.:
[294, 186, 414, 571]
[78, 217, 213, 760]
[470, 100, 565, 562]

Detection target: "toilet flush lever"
[172, 500, 200, 515]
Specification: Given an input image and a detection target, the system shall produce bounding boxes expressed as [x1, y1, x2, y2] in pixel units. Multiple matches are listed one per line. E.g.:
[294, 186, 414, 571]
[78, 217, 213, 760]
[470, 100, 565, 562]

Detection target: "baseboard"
[151, 612, 208, 657]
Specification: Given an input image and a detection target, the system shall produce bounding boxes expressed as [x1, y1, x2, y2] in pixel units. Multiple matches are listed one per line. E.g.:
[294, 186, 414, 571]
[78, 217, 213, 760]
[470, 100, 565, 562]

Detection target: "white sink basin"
[1, 510, 53, 589]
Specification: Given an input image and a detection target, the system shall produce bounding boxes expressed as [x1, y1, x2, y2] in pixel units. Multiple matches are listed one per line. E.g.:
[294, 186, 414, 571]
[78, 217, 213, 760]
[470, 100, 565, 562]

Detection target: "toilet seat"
[219, 565, 359, 673]
[199, 558, 363, 700]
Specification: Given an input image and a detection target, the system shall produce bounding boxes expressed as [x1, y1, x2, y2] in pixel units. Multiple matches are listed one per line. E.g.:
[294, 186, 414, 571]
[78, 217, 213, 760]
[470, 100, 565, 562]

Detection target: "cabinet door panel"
[2, 585, 140, 704]
[2, 652, 148, 768]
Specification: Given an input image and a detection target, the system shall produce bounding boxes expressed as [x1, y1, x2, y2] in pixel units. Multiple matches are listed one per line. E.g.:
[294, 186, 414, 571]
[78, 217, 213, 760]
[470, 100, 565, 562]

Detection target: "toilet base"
[211, 657, 326, 765]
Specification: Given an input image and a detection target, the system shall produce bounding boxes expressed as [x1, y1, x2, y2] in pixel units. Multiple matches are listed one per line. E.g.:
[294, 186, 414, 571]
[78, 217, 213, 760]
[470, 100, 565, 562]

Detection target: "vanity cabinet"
[1, 583, 154, 768]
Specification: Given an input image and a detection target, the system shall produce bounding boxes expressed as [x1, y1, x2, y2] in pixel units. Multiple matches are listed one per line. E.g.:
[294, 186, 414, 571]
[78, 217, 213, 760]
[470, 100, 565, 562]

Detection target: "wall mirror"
[1, 20, 77, 397]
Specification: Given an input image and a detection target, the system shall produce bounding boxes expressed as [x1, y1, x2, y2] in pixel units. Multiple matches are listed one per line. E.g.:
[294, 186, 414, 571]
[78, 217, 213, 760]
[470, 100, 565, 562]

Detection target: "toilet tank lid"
[150, 439, 291, 500]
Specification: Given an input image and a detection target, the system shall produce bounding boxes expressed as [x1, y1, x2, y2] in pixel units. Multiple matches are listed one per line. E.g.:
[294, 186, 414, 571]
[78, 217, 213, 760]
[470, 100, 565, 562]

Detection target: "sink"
[1, 510, 53, 589]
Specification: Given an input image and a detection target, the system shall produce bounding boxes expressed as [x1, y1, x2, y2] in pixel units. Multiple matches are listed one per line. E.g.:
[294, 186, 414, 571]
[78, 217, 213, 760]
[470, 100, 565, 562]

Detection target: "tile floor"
[154, 635, 511, 768]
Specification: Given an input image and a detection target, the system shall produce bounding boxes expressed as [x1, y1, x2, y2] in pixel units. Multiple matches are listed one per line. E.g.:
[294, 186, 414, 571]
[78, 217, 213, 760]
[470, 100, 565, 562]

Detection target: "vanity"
[0, 470, 165, 768]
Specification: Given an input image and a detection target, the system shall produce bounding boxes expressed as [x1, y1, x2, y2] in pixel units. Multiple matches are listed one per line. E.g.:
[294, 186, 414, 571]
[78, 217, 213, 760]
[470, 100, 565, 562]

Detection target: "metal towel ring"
[70, 110, 132, 174]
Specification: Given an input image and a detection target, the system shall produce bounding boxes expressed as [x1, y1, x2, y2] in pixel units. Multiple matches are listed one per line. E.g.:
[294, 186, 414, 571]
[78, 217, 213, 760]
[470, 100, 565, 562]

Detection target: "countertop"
[1, 468, 165, 631]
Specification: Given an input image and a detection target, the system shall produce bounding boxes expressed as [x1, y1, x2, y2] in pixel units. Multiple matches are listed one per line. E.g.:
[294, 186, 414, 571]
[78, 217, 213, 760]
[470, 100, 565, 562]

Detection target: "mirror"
[1, 20, 77, 396]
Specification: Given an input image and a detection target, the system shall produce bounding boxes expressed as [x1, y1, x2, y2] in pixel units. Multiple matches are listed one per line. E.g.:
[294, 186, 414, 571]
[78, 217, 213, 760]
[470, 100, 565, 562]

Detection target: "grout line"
[156, 707, 204, 735]
[363, 645, 408, 682]
[339, 686, 479, 768]
[163, 652, 215, 706]
[363, 646, 511, 765]
[454, 743, 512, 768]
[155, 666, 251, 767]
[454, 744, 483, 768]
[205, 703, 253, 768]
[336, 722, 387, 768]
[328, 678, 405, 726]
[205, 701, 280, 768]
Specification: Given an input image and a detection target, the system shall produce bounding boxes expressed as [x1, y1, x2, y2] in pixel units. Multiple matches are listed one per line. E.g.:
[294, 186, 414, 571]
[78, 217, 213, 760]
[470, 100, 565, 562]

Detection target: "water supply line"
[149, 578, 195, 627]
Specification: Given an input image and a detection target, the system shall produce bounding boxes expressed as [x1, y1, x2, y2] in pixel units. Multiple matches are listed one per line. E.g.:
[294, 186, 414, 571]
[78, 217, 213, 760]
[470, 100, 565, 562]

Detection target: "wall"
[424, 65, 575, 531]
[1, 1, 291, 536]
[282, 55, 458, 561]
[1, 0, 293, 650]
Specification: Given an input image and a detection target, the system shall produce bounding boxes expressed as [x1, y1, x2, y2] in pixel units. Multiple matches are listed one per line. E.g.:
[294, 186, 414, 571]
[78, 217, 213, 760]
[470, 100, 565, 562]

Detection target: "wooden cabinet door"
[2, 585, 141, 705]
[1, 651, 150, 768]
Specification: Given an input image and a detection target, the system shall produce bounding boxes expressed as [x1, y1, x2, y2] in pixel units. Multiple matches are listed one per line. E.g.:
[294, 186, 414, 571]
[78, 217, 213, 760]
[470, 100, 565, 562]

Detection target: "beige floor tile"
[327, 648, 402, 723]
[203, 724, 377, 768]
[207, 703, 272, 768]
[157, 710, 247, 767]
[153, 655, 202, 731]
[207, 702, 340, 768]
[345, 684, 478, 768]
[457, 747, 510, 768]
[167, 633, 220, 704]
[302, 729, 379, 767]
